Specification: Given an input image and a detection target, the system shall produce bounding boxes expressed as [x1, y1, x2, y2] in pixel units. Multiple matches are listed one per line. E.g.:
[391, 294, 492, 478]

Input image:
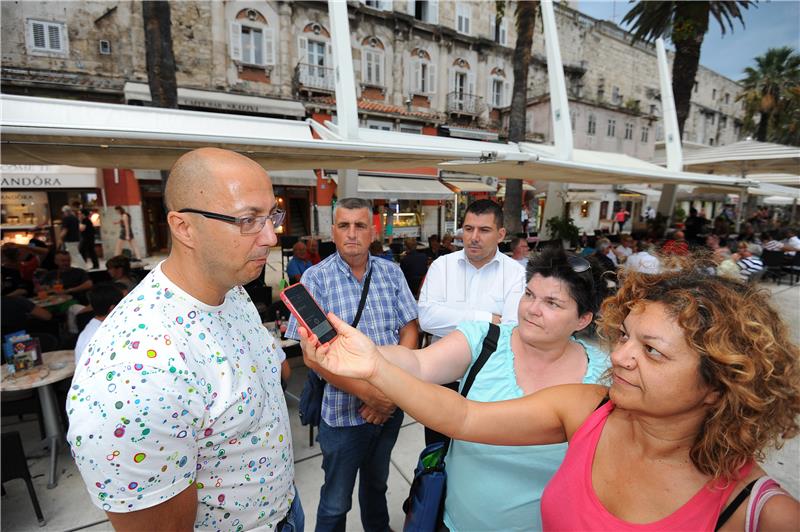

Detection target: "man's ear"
[167, 212, 197, 250]
[498, 227, 507, 242]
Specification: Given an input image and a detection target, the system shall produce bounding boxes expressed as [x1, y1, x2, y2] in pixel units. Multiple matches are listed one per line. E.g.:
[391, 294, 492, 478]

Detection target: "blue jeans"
[316, 409, 404, 532]
[280, 487, 305, 532]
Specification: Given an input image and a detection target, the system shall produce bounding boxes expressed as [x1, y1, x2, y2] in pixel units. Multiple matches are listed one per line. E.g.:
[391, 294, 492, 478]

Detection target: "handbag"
[402, 323, 501, 532]
[297, 267, 373, 427]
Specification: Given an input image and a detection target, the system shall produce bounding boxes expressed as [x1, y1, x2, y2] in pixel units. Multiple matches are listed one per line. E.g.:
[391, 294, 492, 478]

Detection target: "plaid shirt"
[285, 252, 418, 427]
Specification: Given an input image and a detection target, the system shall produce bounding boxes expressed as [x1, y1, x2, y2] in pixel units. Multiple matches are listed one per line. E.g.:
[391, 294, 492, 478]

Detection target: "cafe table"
[29, 294, 75, 314]
[262, 321, 300, 350]
[1, 350, 76, 488]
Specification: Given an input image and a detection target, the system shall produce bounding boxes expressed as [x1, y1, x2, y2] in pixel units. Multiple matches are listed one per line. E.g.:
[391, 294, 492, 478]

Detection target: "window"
[456, 2, 471, 35]
[27, 19, 67, 55]
[694, 81, 699, 93]
[489, 77, 510, 108]
[570, 112, 576, 131]
[600, 201, 609, 220]
[99, 40, 111, 55]
[307, 39, 327, 75]
[410, 53, 436, 94]
[712, 88, 717, 100]
[709, 138, 715, 146]
[490, 16, 508, 45]
[362, 46, 384, 85]
[363, 0, 391, 9]
[624, 122, 633, 140]
[399, 124, 423, 134]
[367, 119, 393, 131]
[413, 1, 438, 23]
[720, 116, 727, 128]
[725, 93, 730, 104]
[230, 15, 275, 66]
[640, 126, 649, 143]
[612, 86, 621, 104]
[710, 113, 715, 125]
[649, 104, 657, 115]
[587, 114, 596, 136]
[607, 119, 616, 137]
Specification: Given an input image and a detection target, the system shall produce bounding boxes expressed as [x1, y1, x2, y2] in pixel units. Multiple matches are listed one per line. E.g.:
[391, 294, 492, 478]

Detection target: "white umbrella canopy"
[672, 139, 800, 175]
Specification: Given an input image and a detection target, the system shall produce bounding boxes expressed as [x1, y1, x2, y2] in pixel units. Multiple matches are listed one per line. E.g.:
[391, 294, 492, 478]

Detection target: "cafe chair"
[1, 431, 46, 526]
[762, 250, 790, 285]
[1, 391, 46, 440]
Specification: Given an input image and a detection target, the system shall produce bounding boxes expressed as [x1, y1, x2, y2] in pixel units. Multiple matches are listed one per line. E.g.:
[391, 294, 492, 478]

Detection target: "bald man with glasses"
[68, 148, 303, 531]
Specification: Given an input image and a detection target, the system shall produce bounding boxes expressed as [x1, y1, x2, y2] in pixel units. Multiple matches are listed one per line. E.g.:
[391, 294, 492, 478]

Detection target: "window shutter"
[298, 36, 308, 64]
[264, 26, 274, 65]
[448, 68, 455, 93]
[404, 56, 411, 95]
[325, 42, 333, 68]
[229, 22, 242, 61]
[47, 23, 62, 51]
[427, 63, 436, 94]
[362, 50, 369, 83]
[31, 21, 46, 49]
[407, 0, 415, 15]
[490, 16, 496, 41]
[487, 77, 494, 106]
[380, 0, 393, 10]
[464, 6, 471, 35]
[500, 19, 508, 45]
[428, 0, 438, 24]
[467, 72, 475, 95]
[504, 80, 511, 107]
[376, 51, 383, 84]
[411, 58, 421, 92]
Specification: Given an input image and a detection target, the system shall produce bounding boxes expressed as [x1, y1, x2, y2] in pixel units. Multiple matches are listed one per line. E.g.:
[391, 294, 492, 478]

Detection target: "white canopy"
[653, 139, 800, 175]
[327, 173, 453, 200]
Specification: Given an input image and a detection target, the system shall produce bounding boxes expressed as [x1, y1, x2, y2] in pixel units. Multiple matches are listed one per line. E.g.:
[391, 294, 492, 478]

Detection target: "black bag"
[297, 268, 373, 427]
[402, 323, 500, 532]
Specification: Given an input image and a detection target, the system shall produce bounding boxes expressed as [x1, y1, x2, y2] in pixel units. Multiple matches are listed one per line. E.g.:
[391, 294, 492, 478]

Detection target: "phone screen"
[282, 284, 337, 344]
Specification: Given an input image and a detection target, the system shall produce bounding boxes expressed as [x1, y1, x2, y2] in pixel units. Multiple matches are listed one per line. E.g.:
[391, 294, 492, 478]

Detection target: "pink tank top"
[540, 401, 754, 531]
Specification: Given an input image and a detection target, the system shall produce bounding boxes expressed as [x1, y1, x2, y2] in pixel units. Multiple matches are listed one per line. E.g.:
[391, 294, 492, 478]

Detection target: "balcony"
[297, 63, 335, 92]
[446, 92, 483, 115]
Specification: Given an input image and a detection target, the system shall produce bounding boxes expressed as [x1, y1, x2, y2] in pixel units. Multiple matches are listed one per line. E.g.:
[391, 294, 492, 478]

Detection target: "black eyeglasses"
[568, 255, 592, 273]
[178, 208, 285, 235]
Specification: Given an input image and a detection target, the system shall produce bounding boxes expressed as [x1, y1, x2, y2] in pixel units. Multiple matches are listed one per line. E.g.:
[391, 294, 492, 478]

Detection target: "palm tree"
[142, 0, 178, 188]
[501, 0, 539, 234]
[622, 1, 753, 138]
[738, 46, 800, 144]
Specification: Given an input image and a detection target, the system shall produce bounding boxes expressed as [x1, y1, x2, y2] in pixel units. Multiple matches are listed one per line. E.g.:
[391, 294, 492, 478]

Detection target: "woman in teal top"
[358, 247, 610, 531]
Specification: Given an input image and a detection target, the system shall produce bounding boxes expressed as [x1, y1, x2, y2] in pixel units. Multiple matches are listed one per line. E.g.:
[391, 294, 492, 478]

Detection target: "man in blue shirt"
[286, 241, 313, 283]
[286, 197, 418, 532]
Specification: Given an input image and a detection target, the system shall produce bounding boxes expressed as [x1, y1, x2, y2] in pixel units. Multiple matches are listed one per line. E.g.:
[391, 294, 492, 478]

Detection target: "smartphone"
[280, 283, 337, 345]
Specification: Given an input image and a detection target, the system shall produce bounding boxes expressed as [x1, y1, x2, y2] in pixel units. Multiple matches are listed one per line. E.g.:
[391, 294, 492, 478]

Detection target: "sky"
[576, 0, 800, 81]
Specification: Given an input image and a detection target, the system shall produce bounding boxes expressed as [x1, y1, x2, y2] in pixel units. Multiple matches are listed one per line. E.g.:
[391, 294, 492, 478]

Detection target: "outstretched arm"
[301, 313, 606, 446]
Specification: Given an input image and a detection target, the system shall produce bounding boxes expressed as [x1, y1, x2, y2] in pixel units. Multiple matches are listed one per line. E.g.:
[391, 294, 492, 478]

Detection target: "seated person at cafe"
[74, 283, 125, 365]
[41, 250, 92, 298]
[509, 236, 530, 268]
[307, 238, 322, 265]
[106, 255, 137, 290]
[734, 242, 765, 283]
[1, 295, 53, 338]
[369, 240, 395, 262]
[1, 246, 31, 297]
[424, 234, 446, 263]
[286, 241, 313, 283]
[399, 237, 428, 298]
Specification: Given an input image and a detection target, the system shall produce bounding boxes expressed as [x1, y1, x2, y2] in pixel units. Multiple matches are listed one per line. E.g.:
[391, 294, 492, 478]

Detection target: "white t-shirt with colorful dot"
[67, 263, 294, 531]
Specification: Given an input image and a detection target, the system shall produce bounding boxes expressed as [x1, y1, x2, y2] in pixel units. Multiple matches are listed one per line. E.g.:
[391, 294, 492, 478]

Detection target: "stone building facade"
[1, 0, 747, 249]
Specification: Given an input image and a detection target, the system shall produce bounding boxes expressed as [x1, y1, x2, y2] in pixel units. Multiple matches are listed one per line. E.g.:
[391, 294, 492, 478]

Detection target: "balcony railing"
[446, 92, 483, 115]
[297, 63, 335, 92]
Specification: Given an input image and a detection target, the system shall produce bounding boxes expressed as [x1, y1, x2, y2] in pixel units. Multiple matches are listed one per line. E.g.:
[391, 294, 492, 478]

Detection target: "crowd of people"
[3, 147, 785, 532]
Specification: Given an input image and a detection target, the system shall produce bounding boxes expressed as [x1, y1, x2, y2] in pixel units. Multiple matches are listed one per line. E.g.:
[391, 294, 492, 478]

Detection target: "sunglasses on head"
[567, 255, 592, 273]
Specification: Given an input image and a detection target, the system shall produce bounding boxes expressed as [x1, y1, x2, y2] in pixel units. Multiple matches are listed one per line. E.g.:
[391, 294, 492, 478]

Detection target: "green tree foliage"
[738, 46, 800, 146]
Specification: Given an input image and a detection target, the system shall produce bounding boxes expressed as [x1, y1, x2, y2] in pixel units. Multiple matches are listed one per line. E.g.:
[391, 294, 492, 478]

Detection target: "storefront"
[1, 165, 104, 250]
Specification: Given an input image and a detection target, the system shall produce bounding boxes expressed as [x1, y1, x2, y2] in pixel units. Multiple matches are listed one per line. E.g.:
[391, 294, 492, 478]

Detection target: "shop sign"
[1, 165, 98, 189]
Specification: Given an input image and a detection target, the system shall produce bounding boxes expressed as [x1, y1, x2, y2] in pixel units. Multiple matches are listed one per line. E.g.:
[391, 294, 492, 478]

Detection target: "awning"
[565, 191, 604, 202]
[1, 95, 501, 171]
[440, 142, 756, 187]
[442, 179, 497, 193]
[123, 82, 306, 118]
[619, 185, 662, 199]
[0, 164, 100, 189]
[653, 139, 800, 175]
[496, 181, 535, 197]
[328, 173, 453, 200]
[440, 125, 499, 141]
[269, 170, 318, 187]
[692, 182, 800, 199]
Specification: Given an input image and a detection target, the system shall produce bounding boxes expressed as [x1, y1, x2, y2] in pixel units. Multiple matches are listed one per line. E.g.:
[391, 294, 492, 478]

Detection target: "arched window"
[298, 22, 332, 81]
[488, 67, 510, 108]
[229, 8, 274, 67]
[587, 114, 596, 136]
[361, 36, 385, 86]
[408, 48, 436, 94]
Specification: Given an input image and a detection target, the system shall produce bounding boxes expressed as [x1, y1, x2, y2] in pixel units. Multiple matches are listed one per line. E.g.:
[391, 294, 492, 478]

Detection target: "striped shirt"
[285, 252, 417, 427]
[737, 256, 764, 282]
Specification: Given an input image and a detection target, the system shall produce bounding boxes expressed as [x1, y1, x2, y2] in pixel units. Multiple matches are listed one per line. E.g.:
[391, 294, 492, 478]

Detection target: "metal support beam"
[540, 1, 572, 238]
[655, 38, 682, 224]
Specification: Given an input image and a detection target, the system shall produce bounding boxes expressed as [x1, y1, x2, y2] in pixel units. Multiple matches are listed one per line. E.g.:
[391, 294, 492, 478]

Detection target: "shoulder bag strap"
[351, 266, 373, 328]
[443, 323, 500, 455]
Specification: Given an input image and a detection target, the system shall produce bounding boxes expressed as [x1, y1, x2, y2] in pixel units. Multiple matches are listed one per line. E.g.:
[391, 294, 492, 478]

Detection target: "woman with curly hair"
[301, 265, 800, 530]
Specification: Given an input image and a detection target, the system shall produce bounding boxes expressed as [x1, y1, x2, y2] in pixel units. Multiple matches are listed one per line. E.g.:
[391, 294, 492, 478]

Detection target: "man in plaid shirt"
[286, 198, 418, 531]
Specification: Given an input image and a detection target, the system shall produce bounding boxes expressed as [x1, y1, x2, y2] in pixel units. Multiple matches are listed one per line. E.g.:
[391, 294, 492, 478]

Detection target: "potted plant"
[545, 215, 580, 248]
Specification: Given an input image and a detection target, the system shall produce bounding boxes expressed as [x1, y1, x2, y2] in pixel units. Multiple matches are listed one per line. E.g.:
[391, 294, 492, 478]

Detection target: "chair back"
[761, 250, 786, 268]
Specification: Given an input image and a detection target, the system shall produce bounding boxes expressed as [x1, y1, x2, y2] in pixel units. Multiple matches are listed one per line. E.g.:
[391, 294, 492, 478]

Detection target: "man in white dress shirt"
[418, 199, 526, 339]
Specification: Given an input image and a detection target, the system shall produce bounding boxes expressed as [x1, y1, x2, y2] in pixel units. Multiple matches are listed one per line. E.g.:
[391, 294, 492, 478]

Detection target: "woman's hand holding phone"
[298, 312, 384, 381]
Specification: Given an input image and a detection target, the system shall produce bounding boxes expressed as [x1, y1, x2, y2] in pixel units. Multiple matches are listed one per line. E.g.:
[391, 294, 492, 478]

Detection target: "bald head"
[165, 148, 270, 212]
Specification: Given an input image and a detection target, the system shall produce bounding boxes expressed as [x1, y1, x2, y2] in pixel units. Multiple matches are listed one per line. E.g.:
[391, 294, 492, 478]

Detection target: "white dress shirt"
[418, 249, 526, 339]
